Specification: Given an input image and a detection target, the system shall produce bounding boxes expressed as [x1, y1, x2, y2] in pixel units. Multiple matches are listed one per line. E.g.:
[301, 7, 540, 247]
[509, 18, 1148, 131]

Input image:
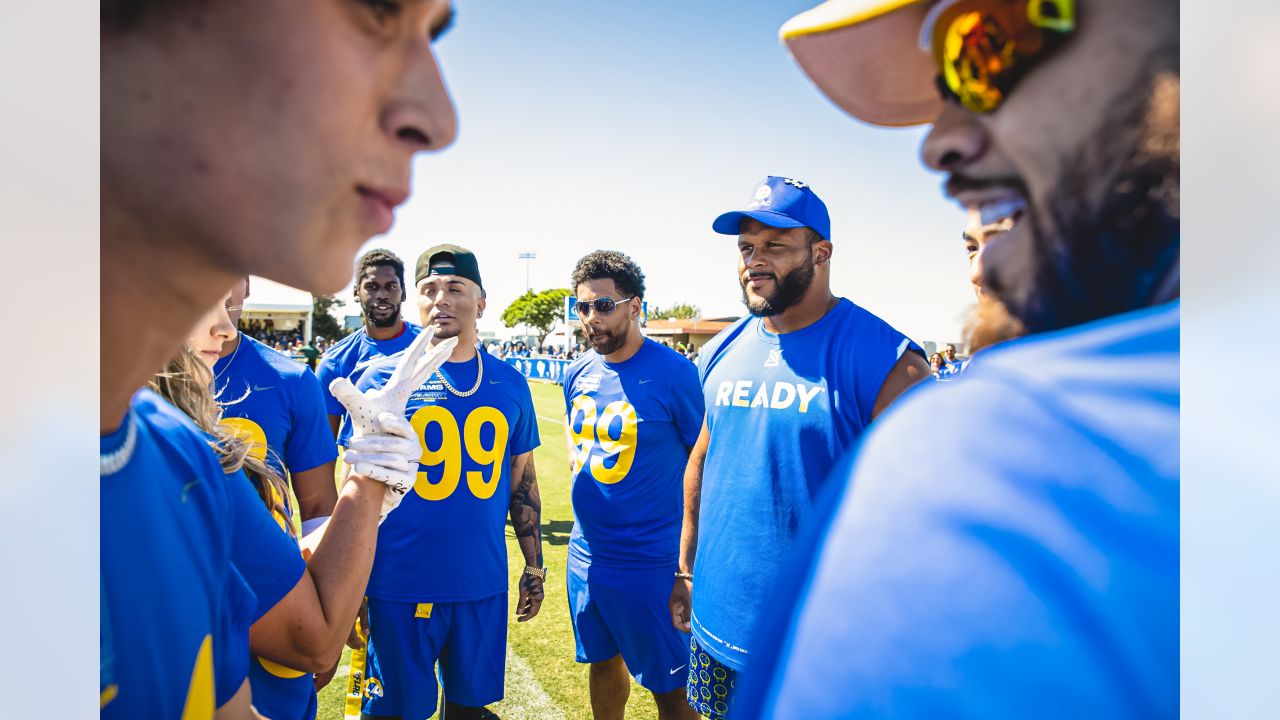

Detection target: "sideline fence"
[504, 356, 570, 385]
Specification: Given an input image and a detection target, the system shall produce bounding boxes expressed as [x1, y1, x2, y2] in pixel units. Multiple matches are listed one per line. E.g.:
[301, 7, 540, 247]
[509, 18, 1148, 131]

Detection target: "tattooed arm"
[509, 450, 544, 622]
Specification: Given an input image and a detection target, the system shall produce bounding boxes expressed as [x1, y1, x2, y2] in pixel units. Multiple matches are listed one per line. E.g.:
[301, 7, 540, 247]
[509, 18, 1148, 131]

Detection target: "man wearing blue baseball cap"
[737, 1, 1179, 718]
[668, 175, 928, 719]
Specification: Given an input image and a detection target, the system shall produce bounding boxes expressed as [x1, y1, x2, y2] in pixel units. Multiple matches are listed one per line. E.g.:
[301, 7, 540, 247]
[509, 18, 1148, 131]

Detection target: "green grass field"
[315, 380, 665, 720]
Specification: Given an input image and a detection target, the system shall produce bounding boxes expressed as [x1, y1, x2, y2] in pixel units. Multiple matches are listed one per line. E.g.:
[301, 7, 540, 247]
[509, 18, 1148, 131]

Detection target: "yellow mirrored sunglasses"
[921, 0, 1076, 113]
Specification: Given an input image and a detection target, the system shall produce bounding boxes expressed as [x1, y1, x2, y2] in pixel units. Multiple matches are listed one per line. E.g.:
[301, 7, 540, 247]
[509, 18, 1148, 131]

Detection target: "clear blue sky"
[343, 0, 974, 344]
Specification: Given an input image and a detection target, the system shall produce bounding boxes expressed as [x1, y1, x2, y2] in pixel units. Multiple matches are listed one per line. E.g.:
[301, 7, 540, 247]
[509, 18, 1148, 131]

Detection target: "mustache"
[944, 173, 1030, 199]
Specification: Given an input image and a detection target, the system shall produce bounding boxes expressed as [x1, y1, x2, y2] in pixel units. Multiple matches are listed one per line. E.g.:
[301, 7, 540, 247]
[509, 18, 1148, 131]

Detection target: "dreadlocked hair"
[149, 346, 295, 537]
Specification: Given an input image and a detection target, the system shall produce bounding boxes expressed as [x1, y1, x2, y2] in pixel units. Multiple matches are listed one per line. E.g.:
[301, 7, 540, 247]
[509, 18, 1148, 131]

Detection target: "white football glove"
[330, 328, 459, 521]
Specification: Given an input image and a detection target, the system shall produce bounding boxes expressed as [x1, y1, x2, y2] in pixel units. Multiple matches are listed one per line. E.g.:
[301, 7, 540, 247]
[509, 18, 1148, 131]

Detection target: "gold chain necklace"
[437, 351, 484, 397]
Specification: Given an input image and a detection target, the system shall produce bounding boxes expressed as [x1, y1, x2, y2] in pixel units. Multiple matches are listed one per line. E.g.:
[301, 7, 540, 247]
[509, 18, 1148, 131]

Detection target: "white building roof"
[245, 276, 312, 313]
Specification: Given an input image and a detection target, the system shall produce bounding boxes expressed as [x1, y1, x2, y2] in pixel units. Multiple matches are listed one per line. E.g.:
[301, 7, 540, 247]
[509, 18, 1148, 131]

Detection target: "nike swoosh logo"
[669, 665, 686, 675]
[252, 385, 274, 392]
[489, 380, 502, 384]
[638, 379, 653, 384]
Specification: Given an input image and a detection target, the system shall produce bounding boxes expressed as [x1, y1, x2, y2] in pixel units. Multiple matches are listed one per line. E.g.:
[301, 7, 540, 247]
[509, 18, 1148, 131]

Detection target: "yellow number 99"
[465, 407, 509, 500]
[568, 395, 597, 475]
[591, 401, 638, 485]
[411, 406, 461, 501]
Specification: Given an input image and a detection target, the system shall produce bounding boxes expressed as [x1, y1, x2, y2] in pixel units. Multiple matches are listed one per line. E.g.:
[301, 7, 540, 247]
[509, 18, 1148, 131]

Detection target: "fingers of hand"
[346, 432, 419, 459]
[390, 325, 435, 383]
[344, 448, 415, 473]
[346, 450, 415, 472]
[407, 336, 458, 388]
[375, 413, 418, 443]
[330, 379, 376, 427]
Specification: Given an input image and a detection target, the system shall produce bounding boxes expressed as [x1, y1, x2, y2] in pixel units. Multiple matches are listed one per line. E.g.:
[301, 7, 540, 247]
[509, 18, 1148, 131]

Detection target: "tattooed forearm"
[510, 453, 543, 568]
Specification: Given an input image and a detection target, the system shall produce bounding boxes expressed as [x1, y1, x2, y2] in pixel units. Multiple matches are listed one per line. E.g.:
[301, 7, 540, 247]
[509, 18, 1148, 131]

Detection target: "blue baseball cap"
[712, 176, 832, 241]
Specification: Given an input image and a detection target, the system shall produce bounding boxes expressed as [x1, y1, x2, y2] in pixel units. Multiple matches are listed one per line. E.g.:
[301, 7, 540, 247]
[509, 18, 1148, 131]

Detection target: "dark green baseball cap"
[416, 244, 484, 295]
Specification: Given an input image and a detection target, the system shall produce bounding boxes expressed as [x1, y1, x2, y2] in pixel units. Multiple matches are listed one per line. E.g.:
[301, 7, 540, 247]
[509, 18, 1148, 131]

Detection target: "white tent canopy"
[243, 276, 314, 341]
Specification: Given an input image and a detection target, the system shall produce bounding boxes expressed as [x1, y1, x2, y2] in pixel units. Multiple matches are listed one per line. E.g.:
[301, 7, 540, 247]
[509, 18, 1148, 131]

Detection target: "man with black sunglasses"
[562, 251, 703, 720]
[737, 0, 1179, 716]
[669, 176, 928, 719]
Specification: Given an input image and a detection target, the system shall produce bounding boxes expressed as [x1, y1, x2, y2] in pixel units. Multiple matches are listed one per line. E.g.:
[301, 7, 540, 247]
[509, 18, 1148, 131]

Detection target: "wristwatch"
[523, 565, 548, 580]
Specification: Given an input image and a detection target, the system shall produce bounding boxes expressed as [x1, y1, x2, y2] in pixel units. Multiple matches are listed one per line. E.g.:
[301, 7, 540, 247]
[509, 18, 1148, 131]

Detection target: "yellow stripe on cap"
[780, 0, 926, 41]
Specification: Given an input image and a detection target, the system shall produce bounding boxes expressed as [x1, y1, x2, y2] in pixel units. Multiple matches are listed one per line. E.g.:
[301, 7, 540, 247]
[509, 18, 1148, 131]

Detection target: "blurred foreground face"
[102, 0, 459, 294]
[923, 0, 1179, 333]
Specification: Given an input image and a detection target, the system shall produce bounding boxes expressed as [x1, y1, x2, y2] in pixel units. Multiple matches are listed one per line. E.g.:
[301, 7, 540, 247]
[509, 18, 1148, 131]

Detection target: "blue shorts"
[360, 593, 507, 719]
[567, 553, 690, 694]
[686, 635, 737, 720]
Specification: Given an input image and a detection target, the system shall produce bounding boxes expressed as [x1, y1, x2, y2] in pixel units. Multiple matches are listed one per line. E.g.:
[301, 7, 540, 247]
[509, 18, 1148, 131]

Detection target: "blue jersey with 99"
[340, 349, 540, 602]
[563, 338, 704, 567]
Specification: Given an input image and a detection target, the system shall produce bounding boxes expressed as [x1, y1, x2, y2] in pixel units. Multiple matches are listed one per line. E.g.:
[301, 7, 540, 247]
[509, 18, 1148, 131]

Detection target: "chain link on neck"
[437, 350, 483, 397]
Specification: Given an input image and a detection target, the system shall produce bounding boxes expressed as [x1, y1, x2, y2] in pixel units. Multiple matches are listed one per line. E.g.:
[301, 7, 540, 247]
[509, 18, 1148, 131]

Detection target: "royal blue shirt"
[101, 389, 258, 718]
[563, 339, 704, 567]
[317, 322, 422, 424]
[741, 301, 1180, 718]
[212, 335, 326, 720]
[691, 298, 922, 670]
[339, 349, 540, 602]
[214, 333, 338, 480]
[224, 469, 310, 720]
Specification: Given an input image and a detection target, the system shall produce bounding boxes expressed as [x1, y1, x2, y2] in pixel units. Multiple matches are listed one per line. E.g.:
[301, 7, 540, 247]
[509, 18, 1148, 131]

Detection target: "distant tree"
[501, 288, 571, 351]
[311, 294, 351, 341]
[650, 303, 700, 320]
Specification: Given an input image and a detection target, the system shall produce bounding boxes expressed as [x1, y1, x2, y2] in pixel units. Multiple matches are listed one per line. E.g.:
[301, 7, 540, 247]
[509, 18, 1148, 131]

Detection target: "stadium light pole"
[517, 251, 537, 347]
[518, 251, 537, 293]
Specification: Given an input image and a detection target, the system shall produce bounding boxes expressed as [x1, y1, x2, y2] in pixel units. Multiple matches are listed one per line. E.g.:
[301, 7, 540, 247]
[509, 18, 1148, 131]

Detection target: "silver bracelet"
[674, 572, 693, 581]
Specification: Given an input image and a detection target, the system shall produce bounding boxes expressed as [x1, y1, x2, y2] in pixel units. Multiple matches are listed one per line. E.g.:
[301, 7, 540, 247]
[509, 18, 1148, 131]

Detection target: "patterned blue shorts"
[685, 635, 737, 719]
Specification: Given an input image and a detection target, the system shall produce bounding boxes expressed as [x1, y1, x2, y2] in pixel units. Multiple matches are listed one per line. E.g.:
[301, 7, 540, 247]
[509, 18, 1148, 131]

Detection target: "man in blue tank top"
[339, 245, 545, 720]
[669, 175, 929, 719]
[739, 2, 1181, 717]
[563, 251, 704, 720]
[318, 249, 424, 440]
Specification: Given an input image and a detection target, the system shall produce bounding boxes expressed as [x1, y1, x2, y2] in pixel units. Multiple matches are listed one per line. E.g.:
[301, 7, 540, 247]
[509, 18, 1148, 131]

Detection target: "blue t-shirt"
[101, 389, 258, 718]
[691, 298, 922, 670]
[339, 349, 541, 602]
[316, 322, 423, 422]
[214, 333, 338, 480]
[223, 469, 311, 720]
[740, 301, 1180, 719]
[563, 339, 704, 567]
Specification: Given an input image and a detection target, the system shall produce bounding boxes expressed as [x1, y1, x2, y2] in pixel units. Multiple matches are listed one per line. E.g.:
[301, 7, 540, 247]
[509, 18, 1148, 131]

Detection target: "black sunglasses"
[576, 296, 634, 317]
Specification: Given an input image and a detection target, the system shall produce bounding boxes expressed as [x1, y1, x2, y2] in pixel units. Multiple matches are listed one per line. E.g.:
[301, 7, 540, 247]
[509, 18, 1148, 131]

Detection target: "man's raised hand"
[329, 329, 458, 520]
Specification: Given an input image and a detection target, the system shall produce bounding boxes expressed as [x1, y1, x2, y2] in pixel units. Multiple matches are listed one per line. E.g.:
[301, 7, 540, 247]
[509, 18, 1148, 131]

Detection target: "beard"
[740, 253, 816, 317]
[432, 322, 461, 341]
[586, 324, 628, 356]
[987, 51, 1180, 335]
[965, 295, 1027, 353]
[362, 299, 400, 328]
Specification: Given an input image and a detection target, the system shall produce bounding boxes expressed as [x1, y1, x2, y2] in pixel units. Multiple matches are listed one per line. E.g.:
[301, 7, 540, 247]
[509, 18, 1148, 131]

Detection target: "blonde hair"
[149, 346, 295, 536]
